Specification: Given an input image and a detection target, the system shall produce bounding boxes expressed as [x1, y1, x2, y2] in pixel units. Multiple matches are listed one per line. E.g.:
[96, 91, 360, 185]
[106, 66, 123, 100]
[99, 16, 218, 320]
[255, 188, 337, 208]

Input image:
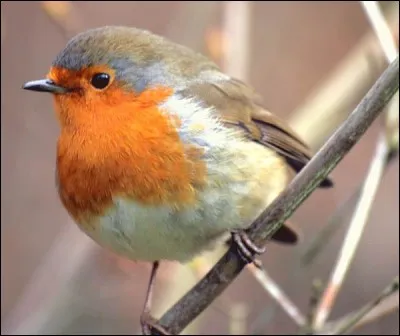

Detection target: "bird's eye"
[91, 73, 110, 89]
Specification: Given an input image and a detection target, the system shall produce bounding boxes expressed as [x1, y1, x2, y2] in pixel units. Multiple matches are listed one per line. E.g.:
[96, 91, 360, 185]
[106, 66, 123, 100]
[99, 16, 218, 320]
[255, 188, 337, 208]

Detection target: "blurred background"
[1, 1, 399, 335]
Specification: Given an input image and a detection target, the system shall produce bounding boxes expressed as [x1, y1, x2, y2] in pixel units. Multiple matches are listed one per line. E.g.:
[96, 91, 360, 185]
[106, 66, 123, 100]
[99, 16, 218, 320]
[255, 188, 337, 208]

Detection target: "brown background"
[1, 1, 399, 335]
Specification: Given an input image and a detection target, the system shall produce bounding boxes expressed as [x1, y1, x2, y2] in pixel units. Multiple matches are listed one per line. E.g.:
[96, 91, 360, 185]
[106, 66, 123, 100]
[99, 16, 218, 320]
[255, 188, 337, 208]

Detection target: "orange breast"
[55, 86, 207, 224]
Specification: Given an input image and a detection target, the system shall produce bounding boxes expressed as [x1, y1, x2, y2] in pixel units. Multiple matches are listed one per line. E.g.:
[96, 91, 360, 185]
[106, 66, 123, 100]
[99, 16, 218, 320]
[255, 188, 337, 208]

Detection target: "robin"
[23, 26, 333, 335]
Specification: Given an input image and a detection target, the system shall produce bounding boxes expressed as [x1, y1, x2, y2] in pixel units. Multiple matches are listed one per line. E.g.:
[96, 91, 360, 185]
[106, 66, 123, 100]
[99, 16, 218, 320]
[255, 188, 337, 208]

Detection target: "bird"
[23, 26, 333, 335]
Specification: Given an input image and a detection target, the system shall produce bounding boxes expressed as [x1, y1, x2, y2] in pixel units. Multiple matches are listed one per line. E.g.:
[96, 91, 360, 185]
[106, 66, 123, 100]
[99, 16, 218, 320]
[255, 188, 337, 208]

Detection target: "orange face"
[46, 65, 206, 222]
[48, 65, 124, 128]
[48, 65, 116, 92]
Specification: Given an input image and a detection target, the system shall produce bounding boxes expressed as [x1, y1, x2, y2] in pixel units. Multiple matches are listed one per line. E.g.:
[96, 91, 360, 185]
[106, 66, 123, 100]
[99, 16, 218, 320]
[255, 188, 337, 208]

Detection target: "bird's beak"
[22, 79, 70, 94]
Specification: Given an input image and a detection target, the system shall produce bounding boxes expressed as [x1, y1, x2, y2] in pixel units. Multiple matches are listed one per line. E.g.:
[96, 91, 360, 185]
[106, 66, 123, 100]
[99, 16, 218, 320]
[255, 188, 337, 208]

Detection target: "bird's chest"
[54, 149, 239, 262]
[55, 126, 206, 230]
[57, 143, 288, 263]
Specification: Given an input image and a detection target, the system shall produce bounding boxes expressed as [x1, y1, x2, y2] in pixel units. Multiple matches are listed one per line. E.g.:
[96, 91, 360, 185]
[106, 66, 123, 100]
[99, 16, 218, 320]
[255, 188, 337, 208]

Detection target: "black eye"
[91, 73, 110, 89]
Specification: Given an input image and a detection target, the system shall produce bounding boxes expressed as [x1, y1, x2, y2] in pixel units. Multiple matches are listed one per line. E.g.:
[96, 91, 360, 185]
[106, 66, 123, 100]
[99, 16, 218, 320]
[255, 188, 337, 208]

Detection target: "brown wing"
[176, 77, 333, 245]
[178, 77, 333, 187]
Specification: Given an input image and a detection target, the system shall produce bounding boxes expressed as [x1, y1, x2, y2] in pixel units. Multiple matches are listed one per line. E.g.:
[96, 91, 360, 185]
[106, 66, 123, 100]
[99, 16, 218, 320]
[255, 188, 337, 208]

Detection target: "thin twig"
[165, 4, 255, 330]
[221, 1, 307, 328]
[312, 133, 391, 330]
[222, 1, 251, 80]
[306, 279, 324, 329]
[361, 1, 398, 62]
[361, 1, 399, 151]
[312, 2, 399, 329]
[151, 3, 221, 334]
[319, 276, 399, 335]
[156, 57, 399, 335]
[293, 3, 398, 266]
[302, 129, 399, 267]
[300, 187, 361, 266]
[289, 2, 399, 150]
[247, 263, 306, 326]
[322, 291, 399, 334]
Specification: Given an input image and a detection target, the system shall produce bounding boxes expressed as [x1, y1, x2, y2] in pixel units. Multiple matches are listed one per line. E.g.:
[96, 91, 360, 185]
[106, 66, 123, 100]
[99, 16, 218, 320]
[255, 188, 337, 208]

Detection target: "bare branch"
[361, 1, 398, 62]
[319, 276, 399, 335]
[312, 133, 391, 330]
[156, 57, 399, 335]
[289, 2, 399, 150]
[296, 3, 398, 266]
[246, 263, 306, 326]
[221, 1, 251, 80]
[220, 2, 307, 328]
[304, 279, 324, 332]
[322, 291, 399, 334]
[312, 2, 399, 328]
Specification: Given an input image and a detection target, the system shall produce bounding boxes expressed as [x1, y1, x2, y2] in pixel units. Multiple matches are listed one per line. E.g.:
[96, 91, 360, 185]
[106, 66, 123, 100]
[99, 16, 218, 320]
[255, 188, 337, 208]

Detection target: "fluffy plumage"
[29, 26, 333, 262]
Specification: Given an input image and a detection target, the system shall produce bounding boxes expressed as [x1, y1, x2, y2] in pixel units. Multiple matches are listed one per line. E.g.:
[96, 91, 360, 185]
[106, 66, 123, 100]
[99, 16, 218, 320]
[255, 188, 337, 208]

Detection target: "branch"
[246, 263, 306, 326]
[319, 276, 399, 335]
[221, 1, 251, 80]
[361, 1, 398, 62]
[289, 1, 398, 150]
[311, 2, 399, 328]
[150, 3, 221, 334]
[156, 57, 399, 335]
[322, 291, 399, 334]
[311, 132, 392, 330]
[296, 2, 399, 266]
[221, 2, 306, 329]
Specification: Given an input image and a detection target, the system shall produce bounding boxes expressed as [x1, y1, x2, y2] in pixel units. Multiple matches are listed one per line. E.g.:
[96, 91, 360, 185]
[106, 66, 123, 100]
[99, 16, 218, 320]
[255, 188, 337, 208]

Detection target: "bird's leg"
[140, 261, 171, 335]
[231, 230, 266, 269]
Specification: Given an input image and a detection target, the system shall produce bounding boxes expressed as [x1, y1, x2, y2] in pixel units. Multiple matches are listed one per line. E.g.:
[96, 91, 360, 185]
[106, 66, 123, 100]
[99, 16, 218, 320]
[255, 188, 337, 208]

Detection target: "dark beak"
[22, 79, 69, 94]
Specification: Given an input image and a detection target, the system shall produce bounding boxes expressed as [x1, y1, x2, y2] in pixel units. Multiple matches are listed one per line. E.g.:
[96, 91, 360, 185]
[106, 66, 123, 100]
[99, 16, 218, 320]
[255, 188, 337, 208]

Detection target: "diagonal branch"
[311, 2, 399, 328]
[246, 263, 306, 326]
[156, 57, 399, 335]
[319, 276, 399, 335]
[321, 290, 399, 334]
[300, 0, 399, 270]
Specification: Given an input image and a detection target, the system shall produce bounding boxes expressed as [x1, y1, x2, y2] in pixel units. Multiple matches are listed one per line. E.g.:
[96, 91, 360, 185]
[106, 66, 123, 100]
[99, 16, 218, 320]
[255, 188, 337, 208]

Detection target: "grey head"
[51, 26, 220, 93]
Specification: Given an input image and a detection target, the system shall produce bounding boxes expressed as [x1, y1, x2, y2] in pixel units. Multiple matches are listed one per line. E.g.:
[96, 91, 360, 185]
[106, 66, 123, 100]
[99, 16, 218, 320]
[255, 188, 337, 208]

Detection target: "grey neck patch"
[110, 58, 178, 94]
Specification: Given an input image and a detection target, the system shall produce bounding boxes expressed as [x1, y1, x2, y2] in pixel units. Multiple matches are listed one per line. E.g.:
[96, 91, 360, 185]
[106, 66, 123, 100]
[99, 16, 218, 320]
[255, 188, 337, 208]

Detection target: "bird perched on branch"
[23, 26, 333, 335]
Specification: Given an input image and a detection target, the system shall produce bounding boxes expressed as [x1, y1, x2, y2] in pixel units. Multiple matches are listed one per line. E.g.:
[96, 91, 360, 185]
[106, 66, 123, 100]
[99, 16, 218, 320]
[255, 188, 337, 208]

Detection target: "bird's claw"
[231, 230, 266, 269]
[140, 311, 171, 335]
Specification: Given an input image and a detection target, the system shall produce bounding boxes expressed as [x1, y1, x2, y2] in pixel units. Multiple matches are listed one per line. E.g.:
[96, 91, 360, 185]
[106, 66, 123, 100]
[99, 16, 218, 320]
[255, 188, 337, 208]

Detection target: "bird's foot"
[231, 230, 266, 269]
[140, 311, 171, 335]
